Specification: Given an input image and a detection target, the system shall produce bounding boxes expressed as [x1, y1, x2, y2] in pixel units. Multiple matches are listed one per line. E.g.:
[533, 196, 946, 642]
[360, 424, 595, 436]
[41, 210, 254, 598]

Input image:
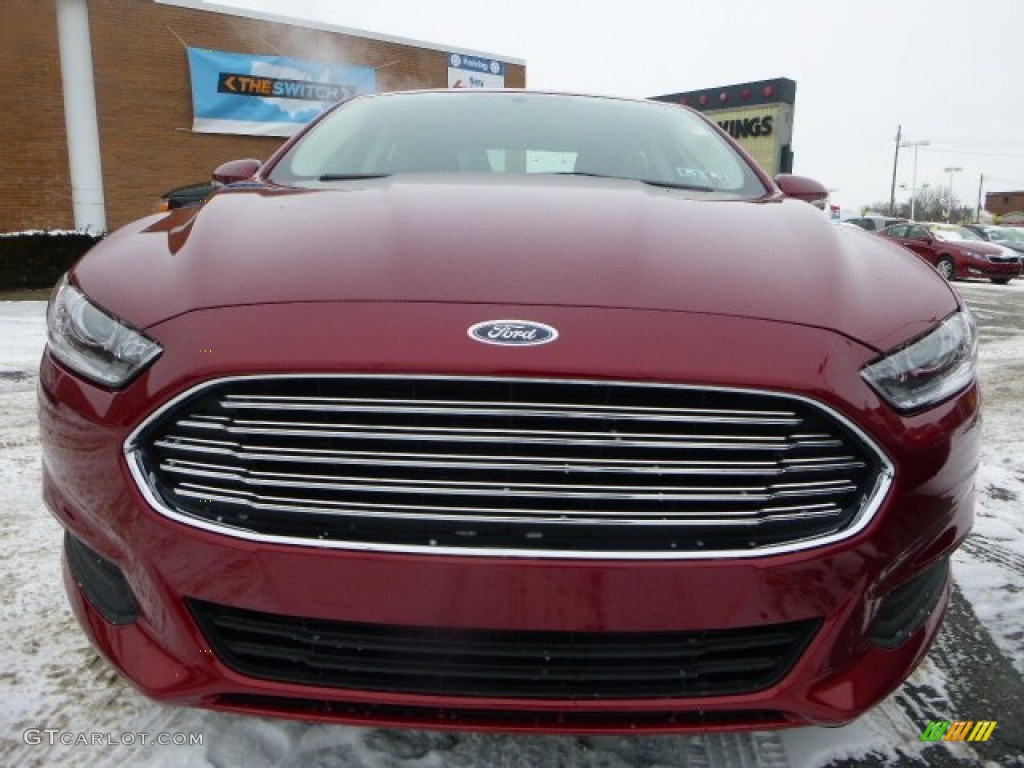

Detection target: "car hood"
[939, 238, 1006, 254]
[76, 175, 959, 352]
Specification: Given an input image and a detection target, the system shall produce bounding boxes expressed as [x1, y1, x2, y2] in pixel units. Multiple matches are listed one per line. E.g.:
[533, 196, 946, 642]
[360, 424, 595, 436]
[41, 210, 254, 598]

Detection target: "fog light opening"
[65, 531, 139, 625]
[870, 557, 949, 649]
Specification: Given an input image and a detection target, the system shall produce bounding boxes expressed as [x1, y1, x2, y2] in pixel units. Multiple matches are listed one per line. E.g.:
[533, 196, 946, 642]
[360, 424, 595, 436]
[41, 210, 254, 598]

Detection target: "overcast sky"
[211, 0, 1024, 214]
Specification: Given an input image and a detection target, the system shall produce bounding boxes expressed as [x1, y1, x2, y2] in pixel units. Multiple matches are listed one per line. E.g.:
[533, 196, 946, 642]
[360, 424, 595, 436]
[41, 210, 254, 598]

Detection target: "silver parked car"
[844, 215, 909, 233]
[963, 224, 1024, 255]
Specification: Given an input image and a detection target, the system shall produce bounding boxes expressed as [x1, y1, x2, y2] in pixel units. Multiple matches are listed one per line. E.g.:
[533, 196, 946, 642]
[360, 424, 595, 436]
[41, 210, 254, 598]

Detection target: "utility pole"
[976, 173, 984, 223]
[889, 124, 901, 216]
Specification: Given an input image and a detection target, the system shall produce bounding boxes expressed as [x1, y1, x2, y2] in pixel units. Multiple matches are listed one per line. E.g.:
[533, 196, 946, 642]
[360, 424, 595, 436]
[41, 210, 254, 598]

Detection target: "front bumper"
[39, 302, 980, 733]
[963, 256, 1023, 279]
[59, 530, 955, 732]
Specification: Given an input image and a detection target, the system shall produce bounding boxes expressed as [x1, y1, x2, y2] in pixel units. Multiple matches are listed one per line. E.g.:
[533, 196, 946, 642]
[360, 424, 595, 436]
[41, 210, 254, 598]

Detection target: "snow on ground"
[954, 332, 1024, 677]
[1, 297, 1021, 767]
[0, 302, 47, 390]
[947, 282, 1024, 679]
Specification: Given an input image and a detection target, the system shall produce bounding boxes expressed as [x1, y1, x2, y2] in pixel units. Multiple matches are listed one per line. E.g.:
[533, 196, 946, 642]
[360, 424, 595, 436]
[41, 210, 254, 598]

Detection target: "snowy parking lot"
[2, 283, 1022, 767]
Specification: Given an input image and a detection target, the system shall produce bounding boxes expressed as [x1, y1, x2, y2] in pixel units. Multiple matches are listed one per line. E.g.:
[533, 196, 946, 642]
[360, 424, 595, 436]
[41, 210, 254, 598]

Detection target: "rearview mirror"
[213, 158, 262, 185]
[774, 174, 829, 205]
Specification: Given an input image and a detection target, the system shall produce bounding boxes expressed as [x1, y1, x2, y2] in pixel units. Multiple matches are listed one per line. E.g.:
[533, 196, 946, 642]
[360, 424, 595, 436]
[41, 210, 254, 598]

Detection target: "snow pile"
[0, 230, 95, 238]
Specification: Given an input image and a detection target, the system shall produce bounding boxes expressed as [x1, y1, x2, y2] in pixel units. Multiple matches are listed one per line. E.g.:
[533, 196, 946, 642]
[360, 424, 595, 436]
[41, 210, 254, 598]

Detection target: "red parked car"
[879, 221, 1023, 283]
[39, 90, 980, 734]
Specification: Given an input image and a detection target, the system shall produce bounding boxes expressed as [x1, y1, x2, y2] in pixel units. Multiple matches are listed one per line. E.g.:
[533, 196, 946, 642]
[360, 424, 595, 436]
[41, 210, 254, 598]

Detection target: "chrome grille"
[128, 376, 891, 557]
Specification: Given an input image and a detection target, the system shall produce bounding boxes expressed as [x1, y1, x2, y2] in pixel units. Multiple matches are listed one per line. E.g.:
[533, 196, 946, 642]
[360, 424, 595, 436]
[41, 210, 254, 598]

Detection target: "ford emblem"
[467, 320, 559, 346]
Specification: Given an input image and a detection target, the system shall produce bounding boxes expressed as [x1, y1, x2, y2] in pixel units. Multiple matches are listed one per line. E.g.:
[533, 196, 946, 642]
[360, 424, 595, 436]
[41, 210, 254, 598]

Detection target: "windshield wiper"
[547, 172, 714, 192]
[318, 173, 392, 181]
[640, 179, 715, 192]
[550, 171, 617, 179]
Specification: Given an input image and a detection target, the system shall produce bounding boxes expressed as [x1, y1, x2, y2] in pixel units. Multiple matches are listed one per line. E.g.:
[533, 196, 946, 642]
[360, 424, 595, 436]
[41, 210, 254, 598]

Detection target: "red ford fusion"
[39, 90, 980, 734]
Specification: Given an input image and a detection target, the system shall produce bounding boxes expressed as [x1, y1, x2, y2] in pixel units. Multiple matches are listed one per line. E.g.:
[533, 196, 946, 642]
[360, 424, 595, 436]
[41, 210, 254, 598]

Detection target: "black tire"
[991, 278, 1011, 285]
[937, 256, 957, 281]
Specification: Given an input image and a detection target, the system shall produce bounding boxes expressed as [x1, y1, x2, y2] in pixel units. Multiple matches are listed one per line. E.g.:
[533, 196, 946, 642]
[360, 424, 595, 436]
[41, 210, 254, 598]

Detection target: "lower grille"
[129, 375, 890, 556]
[189, 599, 820, 700]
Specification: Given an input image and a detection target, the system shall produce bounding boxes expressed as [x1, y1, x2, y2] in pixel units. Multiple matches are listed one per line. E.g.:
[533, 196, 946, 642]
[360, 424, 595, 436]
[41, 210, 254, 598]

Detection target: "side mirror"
[213, 158, 262, 185]
[774, 173, 829, 205]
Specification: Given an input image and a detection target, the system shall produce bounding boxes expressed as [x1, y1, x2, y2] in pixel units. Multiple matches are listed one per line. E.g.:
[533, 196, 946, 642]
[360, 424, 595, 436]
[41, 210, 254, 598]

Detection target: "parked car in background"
[41, 90, 979, 734]
[157, 181, 217, 212]
[963, 223, 1024, 255]
[879, 221, 1023, 283]
[844, 215, 908, 233]
[836, 221, 868, 232]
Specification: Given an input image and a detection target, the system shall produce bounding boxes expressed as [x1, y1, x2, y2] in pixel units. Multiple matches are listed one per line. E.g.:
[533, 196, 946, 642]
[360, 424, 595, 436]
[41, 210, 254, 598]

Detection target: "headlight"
[46, 274, 162, 387]
[861, 310, 977, 412]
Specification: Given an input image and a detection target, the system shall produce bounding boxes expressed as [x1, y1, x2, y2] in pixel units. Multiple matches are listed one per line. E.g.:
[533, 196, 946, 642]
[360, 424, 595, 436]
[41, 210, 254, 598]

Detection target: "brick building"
[0, 0, 525, 233]
[985, 191, 1024, 219]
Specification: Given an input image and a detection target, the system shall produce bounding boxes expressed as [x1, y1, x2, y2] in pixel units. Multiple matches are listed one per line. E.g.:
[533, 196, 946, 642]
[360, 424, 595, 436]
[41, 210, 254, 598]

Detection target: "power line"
[924, 148, 1024, 158]
[927, 137, 1024, 146]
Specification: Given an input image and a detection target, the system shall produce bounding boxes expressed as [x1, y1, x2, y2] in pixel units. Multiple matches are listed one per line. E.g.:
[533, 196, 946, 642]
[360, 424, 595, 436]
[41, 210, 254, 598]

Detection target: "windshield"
[267, 92, 769, 198]
[930, 226, 984, 242]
